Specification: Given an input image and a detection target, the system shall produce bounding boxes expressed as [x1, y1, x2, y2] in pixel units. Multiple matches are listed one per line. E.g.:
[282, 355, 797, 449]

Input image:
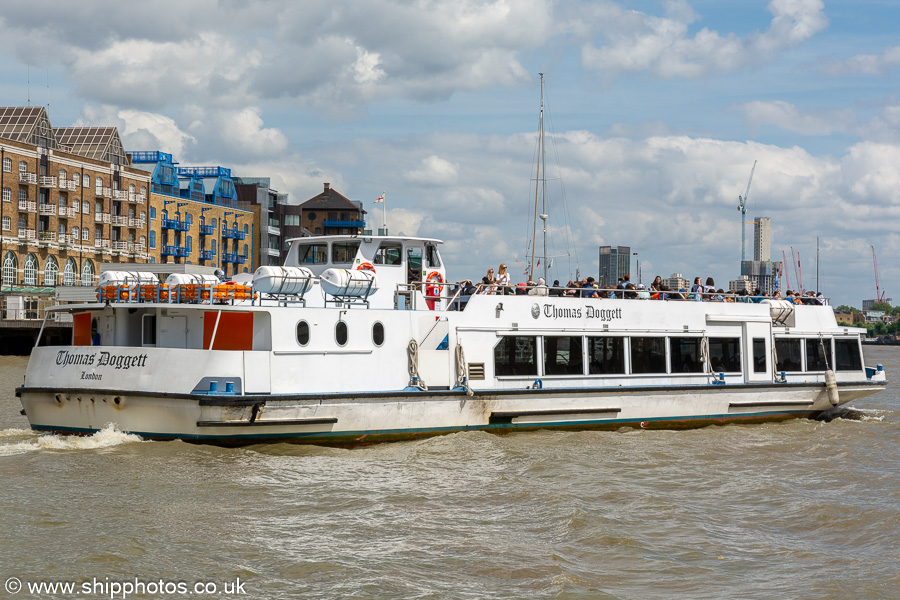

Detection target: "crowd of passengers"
[452, 266, 827, 305]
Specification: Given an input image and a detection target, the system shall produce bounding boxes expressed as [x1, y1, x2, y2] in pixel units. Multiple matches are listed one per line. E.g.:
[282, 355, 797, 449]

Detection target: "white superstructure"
[16, 234, 886, 446]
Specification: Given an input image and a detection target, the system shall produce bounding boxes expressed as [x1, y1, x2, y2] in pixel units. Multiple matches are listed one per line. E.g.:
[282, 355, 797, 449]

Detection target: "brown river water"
[0, 347, 897, 599]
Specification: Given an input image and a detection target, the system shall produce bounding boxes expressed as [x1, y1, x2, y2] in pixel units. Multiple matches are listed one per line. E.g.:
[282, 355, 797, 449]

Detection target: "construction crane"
[738, 160, 757, 263]
[872, 245, 886, 303]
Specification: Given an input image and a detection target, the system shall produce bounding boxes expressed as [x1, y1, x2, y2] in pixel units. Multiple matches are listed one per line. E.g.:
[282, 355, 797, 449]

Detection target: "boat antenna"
[529, 74, 545, 280]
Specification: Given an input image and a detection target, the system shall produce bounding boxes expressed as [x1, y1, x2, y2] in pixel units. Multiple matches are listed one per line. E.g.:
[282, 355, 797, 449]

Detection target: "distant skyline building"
[662, 273, 688, 292]
[753, 217, 771, 262]
[733, 216, 780, 294]
[598, 245, 630, 288]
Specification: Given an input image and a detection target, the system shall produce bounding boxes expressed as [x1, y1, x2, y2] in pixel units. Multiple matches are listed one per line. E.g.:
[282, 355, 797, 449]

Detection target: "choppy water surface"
[1, 349, 898, 599]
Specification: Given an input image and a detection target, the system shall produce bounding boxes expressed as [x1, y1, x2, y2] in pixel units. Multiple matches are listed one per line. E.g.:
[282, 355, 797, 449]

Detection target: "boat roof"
[286, 235, 443, 245]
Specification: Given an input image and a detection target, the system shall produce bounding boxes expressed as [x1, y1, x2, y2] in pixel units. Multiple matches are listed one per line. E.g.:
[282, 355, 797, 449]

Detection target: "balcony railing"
[112, 189, 129, 200]
[95, 212, 111, 224]
[134, 194, 146, 203]
[112, 241, 129, 252]
[95, 187, 112, 198]
[94, 239, 110, 249]
[199, 224, 215, 235]
[222, 228, 245, 240]
[18, 200, 36, 212]
[39, 203, 56, 215]
[199, 249, 214, 260]
[111, 215, 129, 227]
[17, 228, 36, 240]
[58, 206, 78, 218]
[129, 217, 145, 228]
[19, 172, 37, 184]
[59, 179, 77, 191]
[130, 242, 145, 253]
[59, 234, 78, 246]
[222, 252, 235, 263]
[234, 254, 246, 264]
[38, 231, 56, 243]
[39, 176, 58, 188]
[162, 218, 189, 231]
[322, 219, 366, 228]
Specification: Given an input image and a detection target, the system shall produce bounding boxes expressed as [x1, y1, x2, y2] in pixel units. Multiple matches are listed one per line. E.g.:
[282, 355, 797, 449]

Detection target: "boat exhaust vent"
[468, 363, 485, 380]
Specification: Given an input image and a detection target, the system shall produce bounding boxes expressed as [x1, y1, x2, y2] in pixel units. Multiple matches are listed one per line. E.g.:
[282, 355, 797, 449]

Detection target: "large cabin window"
[332, 242, 359, 265]
[587, 336, 625, 374]
[708, 338, 741, 373]
[425, 243, 441, 268]
[775, 339, 802, 372]
[494, 336, 537, 376]
[407, 247, 423, 282]
[834, 338, 862, 371]
[670, 337, 704, 373]
[805, 338, 831, 371]
[142, 314, 157, 346]
[297, 243, 327, 264]
[374, 242, 402, 266]
[631, 337, 666, 374]
[543, 336, 583, 375]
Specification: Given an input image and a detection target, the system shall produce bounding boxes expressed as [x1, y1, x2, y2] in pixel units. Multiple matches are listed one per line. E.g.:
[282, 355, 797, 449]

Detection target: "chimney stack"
[324, 182, 330, 193]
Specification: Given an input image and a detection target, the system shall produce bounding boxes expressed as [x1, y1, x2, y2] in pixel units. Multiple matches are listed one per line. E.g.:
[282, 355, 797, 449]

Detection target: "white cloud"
[404, 155, 460, 186]
[736, 100, 856, 135]
[581, 0, 828, 78]
[823, 44, 900, 76]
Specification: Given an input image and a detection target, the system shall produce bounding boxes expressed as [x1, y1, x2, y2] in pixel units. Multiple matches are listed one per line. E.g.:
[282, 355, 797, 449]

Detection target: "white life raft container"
[164, 273, 221, 287]
[252, 266, 315, 295]
[98, 271, 159, 287]
[320, 268, 377, 298]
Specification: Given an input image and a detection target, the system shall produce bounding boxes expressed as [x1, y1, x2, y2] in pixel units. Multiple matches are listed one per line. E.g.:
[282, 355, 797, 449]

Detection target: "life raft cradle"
[97, 282, 255, 305]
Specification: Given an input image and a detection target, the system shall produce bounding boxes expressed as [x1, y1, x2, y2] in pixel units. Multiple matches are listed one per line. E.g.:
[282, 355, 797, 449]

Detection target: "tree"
[870, 301, 892, 313]
[835, 305, 858, 313]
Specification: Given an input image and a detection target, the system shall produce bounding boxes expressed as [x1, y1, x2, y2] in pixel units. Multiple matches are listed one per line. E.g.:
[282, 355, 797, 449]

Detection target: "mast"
[530, 74, 545, 279]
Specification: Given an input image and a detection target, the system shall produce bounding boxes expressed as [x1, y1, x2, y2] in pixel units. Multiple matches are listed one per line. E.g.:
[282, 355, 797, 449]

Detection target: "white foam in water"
[0, 423, 144, 456]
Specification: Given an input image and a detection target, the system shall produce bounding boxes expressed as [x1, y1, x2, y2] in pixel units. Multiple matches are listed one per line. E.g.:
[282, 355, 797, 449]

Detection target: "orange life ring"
[425, 271, 444, 309]
[357, 262, 376, 273]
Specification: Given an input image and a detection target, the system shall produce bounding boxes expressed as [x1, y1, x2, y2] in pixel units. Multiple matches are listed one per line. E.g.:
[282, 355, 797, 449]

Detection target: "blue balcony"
[199, 224, 215, 235]
[162, 218, 189, 231]
[222, 228, 246, 240]
[234, 254, 246, 265]
[323, 220, 365, 228]
[162, 245, 189, 258]
[223, 252, 236, 263]
[200, 249, 214, 260]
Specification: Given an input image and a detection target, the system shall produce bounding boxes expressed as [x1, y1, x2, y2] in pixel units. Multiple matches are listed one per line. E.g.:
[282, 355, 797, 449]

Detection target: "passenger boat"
[14, 233, 887, 446]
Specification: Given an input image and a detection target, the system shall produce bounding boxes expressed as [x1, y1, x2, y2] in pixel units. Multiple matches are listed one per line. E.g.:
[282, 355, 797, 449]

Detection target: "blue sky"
[1, 0, 898, 307]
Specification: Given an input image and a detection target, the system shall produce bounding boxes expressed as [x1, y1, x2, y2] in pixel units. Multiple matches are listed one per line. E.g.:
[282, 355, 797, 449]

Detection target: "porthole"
[335, 321, 348, 346]
[372, 322, 385, 346]
[296, 320, 310, 346]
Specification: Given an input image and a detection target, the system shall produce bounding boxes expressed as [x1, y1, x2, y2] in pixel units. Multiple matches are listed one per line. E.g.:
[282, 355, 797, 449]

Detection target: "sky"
[1, 0, 898, 308]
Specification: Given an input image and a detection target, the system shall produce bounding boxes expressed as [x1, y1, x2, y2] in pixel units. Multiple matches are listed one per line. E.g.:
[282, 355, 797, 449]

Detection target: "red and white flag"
[374, 192, 385, 204]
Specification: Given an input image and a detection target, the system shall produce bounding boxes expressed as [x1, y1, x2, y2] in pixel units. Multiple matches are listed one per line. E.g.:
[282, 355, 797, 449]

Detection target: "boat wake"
[0, 424, 144, 456]
[817, 406, 886, 422]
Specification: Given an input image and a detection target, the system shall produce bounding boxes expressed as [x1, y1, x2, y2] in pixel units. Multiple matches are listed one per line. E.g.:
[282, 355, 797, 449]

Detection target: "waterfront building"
[1, 106, 151, 345]
[129, 152, 255, 278]
[298, 183, 366, 238]
[662, 273, 689, 292]
[736, 216, 781, 295]
[862, 298, 892, 310]
[598, 245, 631, 288]
[234, 177, 289, 267]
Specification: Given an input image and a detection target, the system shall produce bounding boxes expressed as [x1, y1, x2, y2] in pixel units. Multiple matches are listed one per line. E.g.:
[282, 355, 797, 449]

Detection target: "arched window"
[1, 216, 10, 231]
[72, 226, 80, 240]
[43, 256, 58, 286]
[81, 259, 94, 286]
[19, 161, 26, 173]
[72, 172, 80, 187]
[63, 258, 77, 286]
[129, 183, 135, 200]
[57, 223, 66, 237]
[140, 186, 146, 198]
[95, 176, 102, 193]
[24, 254, 38, 286]
[82, 200, 90, 214]
[2, 251, 17, 286]
[149, 230, 156, 249]
[59, 169, 67, 181]
[82, 227, 89, 241]
[2, 157, 10, 172]
[82, 174, 89, 187]
[2, 187, 9, 202]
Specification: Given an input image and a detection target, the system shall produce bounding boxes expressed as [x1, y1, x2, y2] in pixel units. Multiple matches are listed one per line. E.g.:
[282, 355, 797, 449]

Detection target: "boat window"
[494, 336, 537, 376]
[407, 247, 423, 282]
[834, 338, 862, 371]
[374, 242, 402, 266]
[297, 321, 310, 346]
[543, 336, 583, 375]
[425, 244, 441, 268]
[335, 321, 348, 346]
[775, 339, 802, 372]
[587, 336, 625, 374]
[708, 338, 741, 373]
[142, 314, 156, 346]
[752, 338, 767, 373]
[372, 322, 385, 346]
[297, 243, 327, 264]
[332, 242, 359, 265]
[670, 337, 704, 373]
[805, 338, 830, 371]
[631, 337, 666, 374]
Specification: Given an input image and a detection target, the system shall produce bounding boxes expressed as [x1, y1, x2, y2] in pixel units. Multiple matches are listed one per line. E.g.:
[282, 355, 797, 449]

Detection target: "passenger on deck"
[704, 277, 716, 300]
[529, 277, 549, 296]
[623, 282, 637, 299]
[496, 263, 511, 295]
[690, 277, 703, 301]
[650, 275, 662, 293]
[480, 268, 495, 294]
[549, 280, 562, 297]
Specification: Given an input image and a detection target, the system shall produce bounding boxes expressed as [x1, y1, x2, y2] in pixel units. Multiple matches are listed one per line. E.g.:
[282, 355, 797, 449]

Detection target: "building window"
[59, 169, 67, 181]
[150, 206, 156, 219]
[58, 223, 66, 237]
[63, 258, 77, 286]
[149, 231, 156, 249]
[19, 161, 26, 173]
[72, 226, 80, 240]
[82, 227, 89, 241]
[81, 260, 94, 286]
[94, 227, 101, 241]
[19, 189, 26, 203]
[140, 186, 146, 197]
[83, 174, 90, 187]
[2, 252, 16, 285]
[2, 187, 9, 202]
[72, 173, 79, 187]
[43, 256, 58, 286]
[95, 177, 102, 193]
[1, 216, 9, 231]
[129, 183, 135, 200]
[82, 200, 90, 214]
[24, 254, 37, 286]
[2, 157, 10, 172]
